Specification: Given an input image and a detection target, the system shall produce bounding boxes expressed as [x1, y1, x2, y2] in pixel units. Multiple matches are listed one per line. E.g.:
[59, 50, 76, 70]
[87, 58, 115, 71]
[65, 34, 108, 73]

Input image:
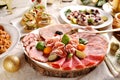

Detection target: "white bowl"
[0, 23, 20, 58]
[60, 5, 113, 29]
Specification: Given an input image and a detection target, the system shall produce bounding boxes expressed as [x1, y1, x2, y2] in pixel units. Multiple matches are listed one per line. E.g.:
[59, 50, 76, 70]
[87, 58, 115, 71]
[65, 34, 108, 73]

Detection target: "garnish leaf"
[79, 38, 88, 45]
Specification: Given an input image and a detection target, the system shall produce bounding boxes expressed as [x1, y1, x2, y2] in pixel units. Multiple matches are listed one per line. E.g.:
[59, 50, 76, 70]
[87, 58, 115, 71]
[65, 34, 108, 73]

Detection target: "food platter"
[21, 24, 109, 77]
[60, 5, 113, 29]
[0, 23, 20, 58]
[11, 14, 59, 35]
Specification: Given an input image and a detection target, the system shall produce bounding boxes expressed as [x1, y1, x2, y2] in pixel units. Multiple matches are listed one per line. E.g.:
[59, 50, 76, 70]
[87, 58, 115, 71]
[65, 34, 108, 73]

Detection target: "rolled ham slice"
[72, 56, 85, 69]
[50, 57, 66, 69]
[81, 58, 97, 67]
[22, 33, 36, 43]
[62, 58, 73, 70]
[87, 54, 105, 64]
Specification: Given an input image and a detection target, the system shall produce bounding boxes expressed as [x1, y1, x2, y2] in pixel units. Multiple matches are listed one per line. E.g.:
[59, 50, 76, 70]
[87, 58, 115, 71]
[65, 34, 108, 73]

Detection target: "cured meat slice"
[29, 47, 48, 62]
[88, 35, 108, 50]
[87, 54, 105, 64]
[39, 24, 73, 40]
[53, 41, 65, 49]
[22, 33, 39, 47]
[81, 58, 97, 67]
[84, 43, 106, 55]
[45, 36, 61, 47]
[50, 57, 66, 69]
[23, 38, 35, 47]
[62, 58, 73, 70]
[25, 41, 37, 54]
[72, 56, 85, 69]
[69, 39, 79, 48]
[65, 44, 76, 54]
[51, 48, 67, 57]
[22, 33, 36, 43]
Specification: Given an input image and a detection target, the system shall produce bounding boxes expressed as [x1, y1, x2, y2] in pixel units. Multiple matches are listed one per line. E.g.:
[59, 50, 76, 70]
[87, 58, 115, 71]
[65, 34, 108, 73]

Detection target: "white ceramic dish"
[22, 25, 110, 71]
[10, 15, 59, 36]
[0, 23, 20, 58]
[60, 5, 113, 29]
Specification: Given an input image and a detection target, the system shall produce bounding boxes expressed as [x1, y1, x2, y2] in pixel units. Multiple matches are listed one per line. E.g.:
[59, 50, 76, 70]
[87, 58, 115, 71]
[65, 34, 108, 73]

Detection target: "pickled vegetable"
[65, 9, 71, 16]
[43, 47, 52, 55]
[76, 50, 86, 59]
[95, 0, 106, 7]
[77, 44, 86, 51]
[110, 42, 119, 55]
[101, 16, 108, 21]
[48, 54, 58, 61]
[71, 18, 77, 24]
[62, 34, 70, 45]
[79, 38, 88, 45]
[36, 41, 45, 51]
[68, 53, 73, 59]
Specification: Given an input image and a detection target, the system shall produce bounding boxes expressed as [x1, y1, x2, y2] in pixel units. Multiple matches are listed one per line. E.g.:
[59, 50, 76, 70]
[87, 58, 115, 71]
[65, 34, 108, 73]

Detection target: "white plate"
[22, 25, 110, 71]
[10, 15, 60, 36]
[60, 5, 113, 29]
[0, 23, 20, 58]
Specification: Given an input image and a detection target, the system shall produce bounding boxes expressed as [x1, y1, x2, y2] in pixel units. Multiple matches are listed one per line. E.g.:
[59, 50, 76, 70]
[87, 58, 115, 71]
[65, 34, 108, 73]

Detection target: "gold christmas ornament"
[3, 55, 20, 72]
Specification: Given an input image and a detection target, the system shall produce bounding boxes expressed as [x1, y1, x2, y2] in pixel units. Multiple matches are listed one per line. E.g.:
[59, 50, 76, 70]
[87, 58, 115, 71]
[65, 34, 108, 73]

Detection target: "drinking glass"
[0, 0, 13, 18]
[59, 0, 74, 9]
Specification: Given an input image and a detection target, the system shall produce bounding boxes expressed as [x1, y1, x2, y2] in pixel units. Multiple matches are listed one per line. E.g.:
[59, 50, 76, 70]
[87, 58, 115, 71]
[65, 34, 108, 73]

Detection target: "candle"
[112, 0, 120, 12]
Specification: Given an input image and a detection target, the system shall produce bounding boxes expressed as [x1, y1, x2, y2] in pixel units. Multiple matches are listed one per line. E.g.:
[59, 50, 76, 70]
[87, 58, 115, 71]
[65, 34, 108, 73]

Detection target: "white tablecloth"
[0, 0, 119, 80]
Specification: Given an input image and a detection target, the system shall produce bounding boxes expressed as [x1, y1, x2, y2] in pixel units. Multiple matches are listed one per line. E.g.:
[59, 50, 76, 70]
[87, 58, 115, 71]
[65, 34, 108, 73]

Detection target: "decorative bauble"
[3, 55, 20, 72]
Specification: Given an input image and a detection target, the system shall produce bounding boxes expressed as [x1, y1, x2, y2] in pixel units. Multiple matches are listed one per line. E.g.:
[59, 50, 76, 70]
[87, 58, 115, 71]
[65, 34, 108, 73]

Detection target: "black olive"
[91, 9, 94, 12]
[95, 10, 99, 14]
[85, 12, 90, 15]
[55, 31, 63, 35]
[95, 19, 98, 22]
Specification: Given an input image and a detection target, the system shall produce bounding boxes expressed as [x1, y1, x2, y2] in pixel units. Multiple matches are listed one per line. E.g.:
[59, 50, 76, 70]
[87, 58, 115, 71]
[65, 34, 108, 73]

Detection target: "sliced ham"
[22, 33, 36, 43]
[84, 43, 106, 55]
[39, 24, 73, 40]
[87, 54, 105, 64]
[65, 44, 76, 54]
[22, 33, 39, 47]
[62, 58, 73, 70]
[22, 24, 109, 72]
[45, 36, 61, 47]
[72, 56, 85, 69]
[25, 41, 37, 54]
[50, 57, 66, 69]
[53, 41, 65, 49]
[23, 38, 35, 47]
[88, 35, 108, 50]
[74, 32, 108, 51]
[69, 39, 79, 48]
[29, 47, 48, 62]
[51, 48, 67, 57]
[81, 58, 97, 67]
